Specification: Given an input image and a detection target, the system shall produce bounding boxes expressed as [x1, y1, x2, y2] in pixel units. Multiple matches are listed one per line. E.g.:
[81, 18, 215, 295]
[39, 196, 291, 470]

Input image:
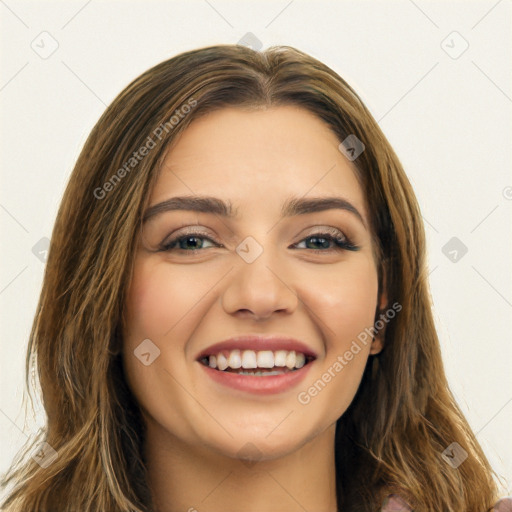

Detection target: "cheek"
[121, 258, 198, 408]
[121, 257, 218, 440]
[304, 255, 379, 343]
[124, 257, 208, 343]
[295, 255, 378, 418]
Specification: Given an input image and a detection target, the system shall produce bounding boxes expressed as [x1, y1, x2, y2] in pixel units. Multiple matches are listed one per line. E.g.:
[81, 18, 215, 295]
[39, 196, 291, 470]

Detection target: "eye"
[160, 231, 219, 252]
[158, 227, 359, 254]
[292, 227, 359, 252]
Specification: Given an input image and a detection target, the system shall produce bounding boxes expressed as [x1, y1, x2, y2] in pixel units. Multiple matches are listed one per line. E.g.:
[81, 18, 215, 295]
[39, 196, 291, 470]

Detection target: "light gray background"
[1, 0, 511, 498]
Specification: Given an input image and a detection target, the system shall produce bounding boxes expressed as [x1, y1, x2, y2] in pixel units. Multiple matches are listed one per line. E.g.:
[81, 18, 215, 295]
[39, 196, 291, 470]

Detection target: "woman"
[0, 44, 506, 511]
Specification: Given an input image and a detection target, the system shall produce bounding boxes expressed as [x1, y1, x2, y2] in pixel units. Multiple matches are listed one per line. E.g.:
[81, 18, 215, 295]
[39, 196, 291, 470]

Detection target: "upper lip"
[195, 335, 318, 360]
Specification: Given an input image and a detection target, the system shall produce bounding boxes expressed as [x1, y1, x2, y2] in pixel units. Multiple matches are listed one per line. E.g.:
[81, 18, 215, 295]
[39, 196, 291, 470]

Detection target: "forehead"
[150, 106, 368, 223]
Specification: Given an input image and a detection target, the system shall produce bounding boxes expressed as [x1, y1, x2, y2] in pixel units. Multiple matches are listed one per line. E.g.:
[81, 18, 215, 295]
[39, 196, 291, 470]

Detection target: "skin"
[122, 106, 388, 512]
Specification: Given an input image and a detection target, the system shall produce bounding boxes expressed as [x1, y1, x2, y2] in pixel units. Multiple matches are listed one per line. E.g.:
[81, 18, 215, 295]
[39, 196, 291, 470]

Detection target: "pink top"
[381, 494, 512, 511]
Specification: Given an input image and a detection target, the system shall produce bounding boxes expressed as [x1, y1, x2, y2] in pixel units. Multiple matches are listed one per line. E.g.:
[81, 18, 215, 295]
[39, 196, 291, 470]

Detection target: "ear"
[369, 263, 388, 355]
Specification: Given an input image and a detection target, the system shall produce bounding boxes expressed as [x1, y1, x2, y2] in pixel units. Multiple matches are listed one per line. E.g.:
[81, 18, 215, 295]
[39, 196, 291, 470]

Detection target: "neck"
[143, 420, 339, 512]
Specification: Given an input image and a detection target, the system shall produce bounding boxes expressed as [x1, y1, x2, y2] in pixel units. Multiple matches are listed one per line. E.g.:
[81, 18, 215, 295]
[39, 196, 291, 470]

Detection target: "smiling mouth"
[198, 349, 315, 376]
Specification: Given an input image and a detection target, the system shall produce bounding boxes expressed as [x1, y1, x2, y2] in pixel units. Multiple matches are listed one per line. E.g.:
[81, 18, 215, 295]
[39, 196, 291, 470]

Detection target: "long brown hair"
[0, 44, 499, 511]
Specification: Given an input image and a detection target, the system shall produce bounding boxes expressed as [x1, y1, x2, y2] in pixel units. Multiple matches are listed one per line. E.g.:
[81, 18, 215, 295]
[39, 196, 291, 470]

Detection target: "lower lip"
[198, 362, 314, 395]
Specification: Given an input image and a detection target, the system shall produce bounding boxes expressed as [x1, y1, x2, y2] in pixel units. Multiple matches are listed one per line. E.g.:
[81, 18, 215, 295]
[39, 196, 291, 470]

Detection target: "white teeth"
[204, 349, 312, 371]
[227, 349, 242, 369]
[241, 350, 257, 369]
[295, 352, 305, 369]
[285, 351, 296, 369]
[257, 350, 274, 368]
[274, 350, 287, 367]
[217, 353, 228, 371]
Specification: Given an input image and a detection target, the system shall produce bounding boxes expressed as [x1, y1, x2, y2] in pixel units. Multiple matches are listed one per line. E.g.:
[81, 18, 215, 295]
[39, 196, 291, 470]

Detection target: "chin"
[212, 434, 308, 464]
[198, 419, 327, 465]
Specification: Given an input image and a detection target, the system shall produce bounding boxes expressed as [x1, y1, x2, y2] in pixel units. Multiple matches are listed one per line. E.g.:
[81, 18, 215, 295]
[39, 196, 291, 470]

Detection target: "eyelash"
[159, 227, 359, 254]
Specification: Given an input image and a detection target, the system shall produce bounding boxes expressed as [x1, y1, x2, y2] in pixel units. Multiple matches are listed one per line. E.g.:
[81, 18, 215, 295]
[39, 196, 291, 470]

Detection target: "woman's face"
[123, 105, 385, 461]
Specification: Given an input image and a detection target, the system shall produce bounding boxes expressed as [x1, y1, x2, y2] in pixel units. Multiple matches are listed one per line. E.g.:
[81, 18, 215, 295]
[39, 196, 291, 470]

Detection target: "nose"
[220, 244, 298, 320]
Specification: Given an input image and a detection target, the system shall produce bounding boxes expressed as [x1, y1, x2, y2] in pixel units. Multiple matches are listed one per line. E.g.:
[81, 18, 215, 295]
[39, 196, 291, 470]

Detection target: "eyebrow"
[142, 195, 366, 228]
